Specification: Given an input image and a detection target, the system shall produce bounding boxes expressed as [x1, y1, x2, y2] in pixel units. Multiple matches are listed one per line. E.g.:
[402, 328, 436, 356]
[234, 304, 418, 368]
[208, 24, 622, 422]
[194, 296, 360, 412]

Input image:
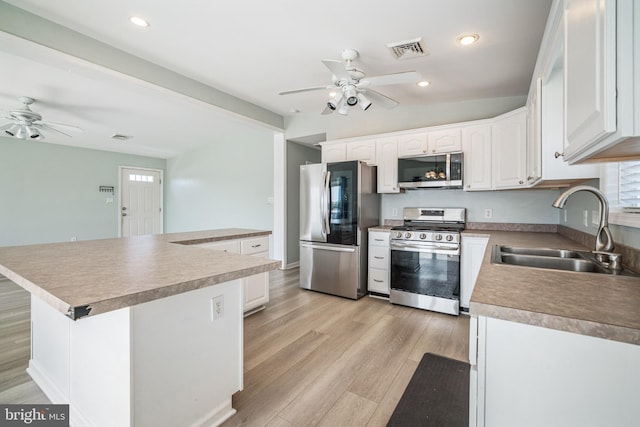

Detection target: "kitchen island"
[466, 230, 640, 427]
[0, 228, 280, 427]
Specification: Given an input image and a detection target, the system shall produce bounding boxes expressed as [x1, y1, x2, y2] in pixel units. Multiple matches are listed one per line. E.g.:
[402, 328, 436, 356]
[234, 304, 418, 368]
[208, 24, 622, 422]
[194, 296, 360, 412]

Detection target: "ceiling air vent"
[387, 38, 429, 60]
[111, 134, 133, 141]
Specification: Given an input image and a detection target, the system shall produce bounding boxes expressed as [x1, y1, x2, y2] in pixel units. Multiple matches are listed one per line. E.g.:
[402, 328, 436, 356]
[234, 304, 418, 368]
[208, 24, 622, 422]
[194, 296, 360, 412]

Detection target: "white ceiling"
[1, 0, 553, 158]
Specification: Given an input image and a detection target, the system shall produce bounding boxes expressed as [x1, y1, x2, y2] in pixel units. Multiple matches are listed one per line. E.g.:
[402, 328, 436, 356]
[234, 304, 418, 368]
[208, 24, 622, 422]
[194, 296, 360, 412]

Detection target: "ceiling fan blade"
[363, 89, 399, 109]
[34, 123, 72, 137]
[358, 71, 422, 88]
[43, 121, 83, 132]
[321, 60, 350, 81]
[279, 85, 333, 96]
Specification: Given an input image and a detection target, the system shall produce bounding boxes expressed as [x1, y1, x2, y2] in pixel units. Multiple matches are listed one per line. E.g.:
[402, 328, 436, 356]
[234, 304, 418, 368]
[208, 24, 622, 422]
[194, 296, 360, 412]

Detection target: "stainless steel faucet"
[552, 185, 615, 252]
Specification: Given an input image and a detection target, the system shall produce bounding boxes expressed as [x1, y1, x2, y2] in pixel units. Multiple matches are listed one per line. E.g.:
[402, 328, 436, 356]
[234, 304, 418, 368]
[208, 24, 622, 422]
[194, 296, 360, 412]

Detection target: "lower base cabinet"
[196, 236, 270, 315]
[469, 316, 640, 427]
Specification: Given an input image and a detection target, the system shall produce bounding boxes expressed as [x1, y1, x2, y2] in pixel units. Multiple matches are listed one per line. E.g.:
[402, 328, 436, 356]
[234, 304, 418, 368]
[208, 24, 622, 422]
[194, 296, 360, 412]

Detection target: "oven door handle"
[390, 241, 460, 255]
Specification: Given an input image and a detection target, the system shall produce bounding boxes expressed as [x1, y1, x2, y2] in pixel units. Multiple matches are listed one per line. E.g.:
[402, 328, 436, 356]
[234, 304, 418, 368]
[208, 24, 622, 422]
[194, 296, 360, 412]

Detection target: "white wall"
[381, 188, 561, 224]
[166, 128, 275, 233]
[0, 136, 166, 246]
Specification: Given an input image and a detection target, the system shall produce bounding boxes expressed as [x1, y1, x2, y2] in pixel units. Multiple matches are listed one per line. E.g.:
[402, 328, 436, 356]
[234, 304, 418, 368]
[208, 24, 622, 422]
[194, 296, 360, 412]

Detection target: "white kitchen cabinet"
[346, 139, 376, 164]
[368, 230, 390, 295]
[462, 125, 493, 191]
[321, 142, 347, 163]
[375, 137, 400, 193]
[470, 316, 640, 427]
[491, 108, 528, 189]
[460, 235, 489, 310]
[526, 78, 542, 185]
[196, 236, 270, 315]
[397, 132, 428, 157]
[398, 129, 461, 157]
[562, 0, 640, 163]
[563, 0, 617, 158]
[427, 128, 462, 153]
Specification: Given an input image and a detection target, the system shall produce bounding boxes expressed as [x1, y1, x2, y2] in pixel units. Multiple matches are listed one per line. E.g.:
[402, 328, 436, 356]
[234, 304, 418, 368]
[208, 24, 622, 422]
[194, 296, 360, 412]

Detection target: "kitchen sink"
[499, 246, 582, 259]
[491, 245, 638, 276]
[498, 253, 609, 273]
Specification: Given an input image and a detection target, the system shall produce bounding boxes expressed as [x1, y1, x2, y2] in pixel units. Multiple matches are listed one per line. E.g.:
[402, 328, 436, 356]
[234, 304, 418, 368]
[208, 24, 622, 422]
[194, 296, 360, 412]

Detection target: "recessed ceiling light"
[417, 81, 431, 87]
[457, 34, 479, 46]
[329, 91, 337, 98]
[129, 16, 150, 27]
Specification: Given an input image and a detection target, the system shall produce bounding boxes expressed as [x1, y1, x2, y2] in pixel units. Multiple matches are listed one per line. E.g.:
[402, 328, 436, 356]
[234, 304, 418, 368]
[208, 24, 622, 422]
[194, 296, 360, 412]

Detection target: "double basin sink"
[491, 245, 638, 277]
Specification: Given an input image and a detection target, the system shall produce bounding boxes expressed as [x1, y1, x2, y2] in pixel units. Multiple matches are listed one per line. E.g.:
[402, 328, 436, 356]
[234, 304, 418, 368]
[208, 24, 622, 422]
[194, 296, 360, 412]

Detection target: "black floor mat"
[387, 353, 470, 427]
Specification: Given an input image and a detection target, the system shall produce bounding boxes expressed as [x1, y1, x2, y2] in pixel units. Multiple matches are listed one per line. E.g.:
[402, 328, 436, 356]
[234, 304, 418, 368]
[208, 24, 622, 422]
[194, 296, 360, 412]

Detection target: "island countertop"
[467, 231, 640, 345]
[0, 228, 280, 319]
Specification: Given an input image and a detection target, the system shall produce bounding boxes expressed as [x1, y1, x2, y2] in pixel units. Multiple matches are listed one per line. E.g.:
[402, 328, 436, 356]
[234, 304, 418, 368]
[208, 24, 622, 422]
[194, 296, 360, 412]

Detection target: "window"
[129, 174, 154, 183]
[619, 161, 640, 209]
[602, 161, 640, 228]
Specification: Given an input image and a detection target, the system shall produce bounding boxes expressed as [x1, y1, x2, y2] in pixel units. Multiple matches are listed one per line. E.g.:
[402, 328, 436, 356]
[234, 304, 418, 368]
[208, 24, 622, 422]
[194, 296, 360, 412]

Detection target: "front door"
[120, 167, 163, 237]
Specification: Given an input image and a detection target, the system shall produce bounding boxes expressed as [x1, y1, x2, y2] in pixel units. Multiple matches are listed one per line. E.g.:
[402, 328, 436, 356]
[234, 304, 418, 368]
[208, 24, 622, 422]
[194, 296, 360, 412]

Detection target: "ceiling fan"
[278, 49, 422, 115]
[0, 96, 83, 140]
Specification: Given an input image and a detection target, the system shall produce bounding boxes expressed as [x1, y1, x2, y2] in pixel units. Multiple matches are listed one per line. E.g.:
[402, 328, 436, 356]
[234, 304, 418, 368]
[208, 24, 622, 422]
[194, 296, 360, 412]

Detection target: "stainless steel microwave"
[397, 152, 463, 189]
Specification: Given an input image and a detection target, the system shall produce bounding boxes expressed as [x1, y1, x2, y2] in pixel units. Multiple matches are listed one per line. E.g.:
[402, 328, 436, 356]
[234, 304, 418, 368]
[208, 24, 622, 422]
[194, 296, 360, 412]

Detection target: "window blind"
[619, 161, 640, 209]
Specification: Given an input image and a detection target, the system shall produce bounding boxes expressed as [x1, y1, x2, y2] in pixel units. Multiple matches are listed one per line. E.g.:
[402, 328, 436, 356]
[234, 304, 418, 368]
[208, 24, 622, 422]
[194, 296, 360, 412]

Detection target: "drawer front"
[368, 268, 390, 294]
[369, 231, 390, 247]
[369, 245, 390, 269]
[197, 240, 240, 253]
[241, 236, 269, 254]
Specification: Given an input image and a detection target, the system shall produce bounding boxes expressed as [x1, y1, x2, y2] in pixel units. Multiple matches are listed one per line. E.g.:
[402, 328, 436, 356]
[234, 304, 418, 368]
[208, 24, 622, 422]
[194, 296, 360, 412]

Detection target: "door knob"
[122, 213, 127, 217]
[122, 207, 127, 211]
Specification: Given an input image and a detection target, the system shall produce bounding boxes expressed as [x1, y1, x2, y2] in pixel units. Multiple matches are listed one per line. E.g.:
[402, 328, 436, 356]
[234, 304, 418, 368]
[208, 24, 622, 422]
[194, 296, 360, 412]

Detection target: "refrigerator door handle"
[300, 243, 356, 253]
[322, 170, 331, 235]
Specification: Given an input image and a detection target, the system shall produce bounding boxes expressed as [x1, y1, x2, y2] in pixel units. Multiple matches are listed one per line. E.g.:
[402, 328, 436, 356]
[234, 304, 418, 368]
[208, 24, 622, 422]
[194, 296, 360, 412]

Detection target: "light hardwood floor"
[0, 269, 469, 426]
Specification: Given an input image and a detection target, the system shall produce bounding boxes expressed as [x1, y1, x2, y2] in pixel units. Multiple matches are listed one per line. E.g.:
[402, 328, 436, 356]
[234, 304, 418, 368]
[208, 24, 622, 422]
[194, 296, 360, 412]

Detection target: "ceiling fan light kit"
[279, 48, 421, 116]
[1, 96, 82, 140]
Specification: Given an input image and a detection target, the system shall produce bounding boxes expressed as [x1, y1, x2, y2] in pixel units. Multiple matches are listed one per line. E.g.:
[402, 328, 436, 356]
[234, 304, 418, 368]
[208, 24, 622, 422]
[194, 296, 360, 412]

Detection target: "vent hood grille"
[387, 38, 429, 60]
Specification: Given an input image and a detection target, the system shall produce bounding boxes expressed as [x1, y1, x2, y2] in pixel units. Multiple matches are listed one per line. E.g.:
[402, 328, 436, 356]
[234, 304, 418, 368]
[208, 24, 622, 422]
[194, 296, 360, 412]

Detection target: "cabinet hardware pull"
[554, 151, 564, 159]
[374, 256, 384, 259]
[374, 279, 384, 282]
[252, 244, 261, 248]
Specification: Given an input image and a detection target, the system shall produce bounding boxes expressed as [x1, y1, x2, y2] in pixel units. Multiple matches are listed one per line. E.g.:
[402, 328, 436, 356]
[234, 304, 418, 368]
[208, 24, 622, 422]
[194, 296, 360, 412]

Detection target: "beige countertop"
[467, 231, 640, 345]
[0, 228, 279, 320]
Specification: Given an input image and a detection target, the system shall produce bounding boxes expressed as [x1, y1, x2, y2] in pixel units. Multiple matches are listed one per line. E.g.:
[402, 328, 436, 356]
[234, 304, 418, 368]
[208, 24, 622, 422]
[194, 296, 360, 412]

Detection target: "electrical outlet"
[392, 208, 398, 217]
[583, 210, 589, 227]
[592, 210, 599, 227]
[70, 237, 77, 242]
[564, 210, 568, 222]
[484, 209, 493, 219]
[211, 295, 224, 321]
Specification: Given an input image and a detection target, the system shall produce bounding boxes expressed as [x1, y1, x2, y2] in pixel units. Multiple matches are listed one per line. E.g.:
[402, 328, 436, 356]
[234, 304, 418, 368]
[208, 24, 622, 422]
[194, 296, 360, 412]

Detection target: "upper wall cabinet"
[492, 108, 528, 189]
[462, 124, 493, 191]
[375, 137, 400, 193]
[526, 10, 599, 187]
[322, 142, 346, 163]
[346, 139, 377, 164]
[562, 0, 640, 163]
[397, 129, 462, 157]
[397, 132, 428, 157]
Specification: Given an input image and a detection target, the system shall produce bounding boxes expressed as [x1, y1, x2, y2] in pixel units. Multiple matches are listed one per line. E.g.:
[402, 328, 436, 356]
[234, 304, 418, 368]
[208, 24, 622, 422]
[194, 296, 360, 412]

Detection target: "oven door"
[390, 241, 460, 314]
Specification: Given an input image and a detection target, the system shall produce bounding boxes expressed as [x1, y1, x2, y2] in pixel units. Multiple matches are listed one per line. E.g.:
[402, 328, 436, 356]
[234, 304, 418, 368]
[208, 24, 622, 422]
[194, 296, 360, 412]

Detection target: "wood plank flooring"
[0, 269, 469, 426]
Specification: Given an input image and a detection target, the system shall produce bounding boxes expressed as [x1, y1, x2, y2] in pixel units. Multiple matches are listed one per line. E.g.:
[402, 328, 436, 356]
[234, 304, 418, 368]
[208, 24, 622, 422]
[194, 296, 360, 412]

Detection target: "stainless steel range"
[389, 207, 466, 315]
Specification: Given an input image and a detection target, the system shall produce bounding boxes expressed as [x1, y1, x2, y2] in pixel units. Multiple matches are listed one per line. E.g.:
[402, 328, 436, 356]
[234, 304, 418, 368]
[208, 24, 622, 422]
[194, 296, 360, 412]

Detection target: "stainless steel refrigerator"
[299, 160, 380, 299]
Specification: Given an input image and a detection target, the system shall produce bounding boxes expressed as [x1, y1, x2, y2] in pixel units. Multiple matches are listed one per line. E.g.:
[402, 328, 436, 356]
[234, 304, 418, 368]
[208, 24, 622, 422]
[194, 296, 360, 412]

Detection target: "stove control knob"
[419, 233, 427, 240]
[405, 232, 412, 239]
[394, 231, 403, 239]
[446, 235, 454, 242]
[435, 234, 443, 241]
